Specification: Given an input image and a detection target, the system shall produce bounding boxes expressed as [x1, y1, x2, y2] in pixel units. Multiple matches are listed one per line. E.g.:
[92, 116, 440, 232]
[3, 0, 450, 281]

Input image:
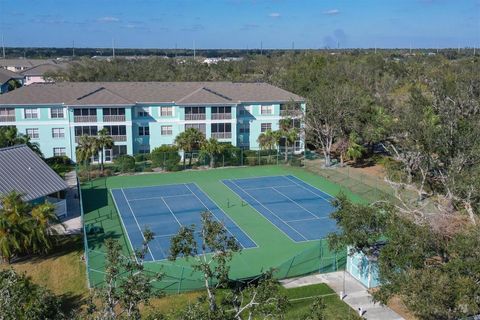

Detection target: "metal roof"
[0, 81, 304, 105]
[0, 145, 68, 203]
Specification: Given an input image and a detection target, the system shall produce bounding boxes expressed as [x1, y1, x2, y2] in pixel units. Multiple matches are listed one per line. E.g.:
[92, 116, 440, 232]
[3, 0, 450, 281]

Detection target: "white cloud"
[97, 16, 120, 23]
[323, 9, 340, 15]
[269, 12, 281, 18]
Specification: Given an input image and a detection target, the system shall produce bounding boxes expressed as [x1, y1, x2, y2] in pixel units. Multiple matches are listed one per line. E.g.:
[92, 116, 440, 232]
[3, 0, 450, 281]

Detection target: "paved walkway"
[281, 271, 404, 320]
[52, 171, 82, 234]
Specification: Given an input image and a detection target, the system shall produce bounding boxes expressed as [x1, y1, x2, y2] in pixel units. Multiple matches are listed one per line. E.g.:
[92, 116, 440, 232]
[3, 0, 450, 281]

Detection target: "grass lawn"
[0, 235, 89, 311]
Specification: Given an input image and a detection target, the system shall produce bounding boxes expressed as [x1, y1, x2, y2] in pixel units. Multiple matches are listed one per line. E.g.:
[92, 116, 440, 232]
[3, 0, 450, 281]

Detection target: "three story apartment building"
[0, 82, 304, 162]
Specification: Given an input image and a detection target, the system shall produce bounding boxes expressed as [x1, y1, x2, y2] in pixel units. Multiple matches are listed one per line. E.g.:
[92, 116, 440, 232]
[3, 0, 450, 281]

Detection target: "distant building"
[21, 63, 68, 86]
[0, 58, 56, 72]
[0, 81, 305, 161]
[0, 68, 24, 94]
[0, 144, 68, 217]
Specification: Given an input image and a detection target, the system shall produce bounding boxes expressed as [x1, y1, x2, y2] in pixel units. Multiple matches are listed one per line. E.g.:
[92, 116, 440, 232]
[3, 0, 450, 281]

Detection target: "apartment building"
[0, 82, 304, 162]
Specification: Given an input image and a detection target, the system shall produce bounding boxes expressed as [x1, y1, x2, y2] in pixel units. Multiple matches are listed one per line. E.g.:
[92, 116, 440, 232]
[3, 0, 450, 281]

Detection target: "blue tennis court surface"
[222, 175, 338, 242]
[111, 183, 257, 261]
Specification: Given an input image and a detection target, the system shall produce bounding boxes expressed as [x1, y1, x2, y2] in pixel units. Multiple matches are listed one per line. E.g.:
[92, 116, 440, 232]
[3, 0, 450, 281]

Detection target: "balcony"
[74, 136, 92, 143]
[0, 115, 15, 122]
[211, 113, 232, 120]
[74, 115, 97, 123]
[185, 114, 206, 121]
[103, 115, 126, 122]
[211, 132, 232, 139]
[111, 135, 127, 142]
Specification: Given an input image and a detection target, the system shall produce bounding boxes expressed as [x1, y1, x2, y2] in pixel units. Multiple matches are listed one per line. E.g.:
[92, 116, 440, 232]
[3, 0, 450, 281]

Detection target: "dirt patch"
[387, 296, 418, 320]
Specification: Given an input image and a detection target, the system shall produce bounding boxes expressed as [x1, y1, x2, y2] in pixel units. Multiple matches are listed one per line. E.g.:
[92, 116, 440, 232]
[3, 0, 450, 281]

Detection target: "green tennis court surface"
[81, 165, 362, 293]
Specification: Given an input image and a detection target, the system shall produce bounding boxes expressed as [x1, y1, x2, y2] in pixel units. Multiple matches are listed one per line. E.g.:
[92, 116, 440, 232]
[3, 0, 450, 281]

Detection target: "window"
[239, 122, 250, 134]
[50, 107, 64, 118]
[53, 147, 66, 157]
[211, 123, 231, 133]
[137, 107, 149, 117]
[138, 125, 150, 136]
[74, 126, 98, 137]
[103, 125, 126, 136]
[211, 106, 231, 114]
[161, 125, 173, 135]
[26, 128, 39, 139]
[260, 123, 271, 132]
[74, 108, 97, 116]
[184, 107, 206, 120]
[260, 105, 273, 115]
[103, 108, 125, 116]
[185, 123, 206, 134]
[160, 107, 174, 117]
[24, 108, 38, 119]
[52, 128, 65, 138]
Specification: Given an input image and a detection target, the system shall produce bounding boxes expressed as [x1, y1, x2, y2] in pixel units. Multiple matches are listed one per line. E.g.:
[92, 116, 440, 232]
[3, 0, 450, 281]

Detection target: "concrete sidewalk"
[281, 271, 403, 320]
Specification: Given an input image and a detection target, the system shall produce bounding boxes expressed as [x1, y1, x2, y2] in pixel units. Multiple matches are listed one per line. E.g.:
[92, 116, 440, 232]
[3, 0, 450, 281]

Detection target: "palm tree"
[0, 126, 43, 157]
[0, 192, 32, 263]
[76, 135, 99, 167]
[278, 118, 299, 162]
[200, 138, 225, 167]
[257, 129, 279, 163]
[96, 128, 114, 173]
[174, 128, 206, 166]
[30, 203, 59, 254]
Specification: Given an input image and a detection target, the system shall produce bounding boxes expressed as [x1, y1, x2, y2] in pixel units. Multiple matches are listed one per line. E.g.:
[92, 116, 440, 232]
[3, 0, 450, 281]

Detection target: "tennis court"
[111, 183, 257, 261]
[223, 175, 338, 242]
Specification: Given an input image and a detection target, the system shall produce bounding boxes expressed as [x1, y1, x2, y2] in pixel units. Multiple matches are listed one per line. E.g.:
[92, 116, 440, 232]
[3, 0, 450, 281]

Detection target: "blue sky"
[1, 0, 479, 49]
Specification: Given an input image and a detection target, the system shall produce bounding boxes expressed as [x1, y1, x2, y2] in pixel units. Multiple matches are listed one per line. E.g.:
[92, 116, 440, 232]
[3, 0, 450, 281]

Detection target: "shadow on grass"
[59, 292, 88, 315]
[12, 235, 83, 264]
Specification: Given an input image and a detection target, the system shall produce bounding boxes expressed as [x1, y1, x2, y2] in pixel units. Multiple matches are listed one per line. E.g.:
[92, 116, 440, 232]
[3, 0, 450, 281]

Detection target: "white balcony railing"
[211, 132, 232, 139]
[0, 115, 15, 122]
[111, 135, 127, 142]
[74, 115, 97, 123]
[211, 113, 232, 120]
[185, 114, 206, 121]
[103, 115, 126, 122]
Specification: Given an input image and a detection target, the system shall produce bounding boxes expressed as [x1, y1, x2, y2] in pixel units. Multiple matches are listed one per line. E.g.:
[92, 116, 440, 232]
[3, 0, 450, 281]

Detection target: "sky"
[0, 0, 479, 49]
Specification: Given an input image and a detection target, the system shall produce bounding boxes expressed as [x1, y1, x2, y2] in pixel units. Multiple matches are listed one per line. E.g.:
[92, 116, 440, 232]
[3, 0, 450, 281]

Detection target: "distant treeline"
[1, 47, 478, 59]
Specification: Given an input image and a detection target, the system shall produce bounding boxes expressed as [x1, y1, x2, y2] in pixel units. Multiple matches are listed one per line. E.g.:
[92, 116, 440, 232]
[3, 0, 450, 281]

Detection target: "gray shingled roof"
[0, 145, 67, 203]
[0, 81, 304, 105]
[0, 68, 24, 84]
[21, 63, 68, 76]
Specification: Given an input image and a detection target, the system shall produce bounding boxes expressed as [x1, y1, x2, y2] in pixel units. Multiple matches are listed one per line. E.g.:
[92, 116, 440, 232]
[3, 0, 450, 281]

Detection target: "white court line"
[128, 193, 192, 202]
[284, 217, 318, 223]
[284, 175, 334, 202]
[159, 197, 183, 227]
[184, 183, 250, 250]
[271, 187, 319, 219]
[242, 184, 297, 191]
[120, 188, 156, 261]
[190, 182, 259, 249]
[228, 179, 308, 242]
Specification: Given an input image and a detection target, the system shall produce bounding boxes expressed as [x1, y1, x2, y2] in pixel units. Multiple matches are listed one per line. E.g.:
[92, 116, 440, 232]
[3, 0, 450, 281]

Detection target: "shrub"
[114, 155, 136, 173]
[0, 269, 65, 319]
[44, 156, 72, 166]
[150, 145, 181, 171]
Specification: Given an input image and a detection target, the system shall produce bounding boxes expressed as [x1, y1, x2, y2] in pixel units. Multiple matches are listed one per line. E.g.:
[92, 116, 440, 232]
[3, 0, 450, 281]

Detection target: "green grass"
[81, 165, 363, 293]
[0, 235, 89, 311]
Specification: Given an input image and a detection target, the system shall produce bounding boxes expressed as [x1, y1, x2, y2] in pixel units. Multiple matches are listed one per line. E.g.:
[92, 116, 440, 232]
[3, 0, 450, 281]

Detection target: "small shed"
[346, 243, 384, 288]
[0, 145, 68, 217]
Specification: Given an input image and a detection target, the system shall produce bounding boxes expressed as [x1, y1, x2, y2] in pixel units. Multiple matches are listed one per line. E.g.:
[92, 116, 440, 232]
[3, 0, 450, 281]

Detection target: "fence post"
[222, 154, 225, 167]
[178, 266, 185, 294]
[241, 149, 243, 166]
